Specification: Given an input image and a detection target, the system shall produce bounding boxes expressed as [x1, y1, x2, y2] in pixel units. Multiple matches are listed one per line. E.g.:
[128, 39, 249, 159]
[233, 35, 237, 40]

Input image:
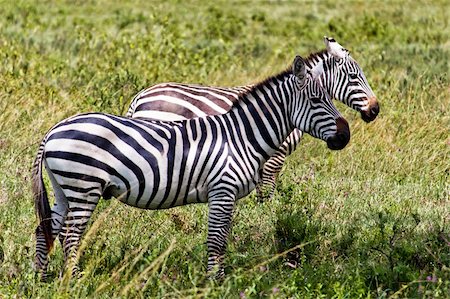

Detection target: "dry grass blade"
[95, 242, 152, 293]
[57, 199, 119, 290]
[120, 239, 176, 296]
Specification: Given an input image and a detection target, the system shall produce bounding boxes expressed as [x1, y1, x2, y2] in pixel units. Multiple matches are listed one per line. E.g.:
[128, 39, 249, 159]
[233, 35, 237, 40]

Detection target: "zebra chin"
[326, 117, 350, 150]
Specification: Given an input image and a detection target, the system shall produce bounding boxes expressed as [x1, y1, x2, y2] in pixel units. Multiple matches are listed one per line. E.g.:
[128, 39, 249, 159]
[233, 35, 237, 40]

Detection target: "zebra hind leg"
[58, 194, 100, 279]
[34, 171, 69, 281]
[34, 225, 50, 281]
[206, 193, 236, 279]
[35, 209, 68, 281]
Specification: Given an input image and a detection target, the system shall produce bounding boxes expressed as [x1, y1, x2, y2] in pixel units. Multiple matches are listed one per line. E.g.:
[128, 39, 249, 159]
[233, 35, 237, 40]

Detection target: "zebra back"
[126, 82, 253, 121]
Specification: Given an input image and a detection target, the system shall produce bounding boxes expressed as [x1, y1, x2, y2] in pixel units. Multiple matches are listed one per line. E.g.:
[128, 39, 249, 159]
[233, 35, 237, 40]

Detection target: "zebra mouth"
[360, 99, 379, 123]
[326, 117, 350, 150]
[327, 132, 350, 150]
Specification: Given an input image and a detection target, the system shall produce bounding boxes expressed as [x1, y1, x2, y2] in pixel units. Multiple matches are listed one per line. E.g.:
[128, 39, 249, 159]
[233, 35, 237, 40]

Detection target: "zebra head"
[323, 36, 379, 123]
[291, 56, 350, 150]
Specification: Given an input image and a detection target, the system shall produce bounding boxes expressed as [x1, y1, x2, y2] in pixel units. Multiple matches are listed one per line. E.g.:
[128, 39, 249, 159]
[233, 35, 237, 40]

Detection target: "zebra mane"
[238, 49, 330, 98]
[237, 67, 292, 102]
[306, 49, 329, 60]
[304, 49, 330, 68]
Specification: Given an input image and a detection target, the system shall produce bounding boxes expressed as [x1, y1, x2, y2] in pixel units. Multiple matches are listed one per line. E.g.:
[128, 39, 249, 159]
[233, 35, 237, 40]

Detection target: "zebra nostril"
[370, 103, 379, 116]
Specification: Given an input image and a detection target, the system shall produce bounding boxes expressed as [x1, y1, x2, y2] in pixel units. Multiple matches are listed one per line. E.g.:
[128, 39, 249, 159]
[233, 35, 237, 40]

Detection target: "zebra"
[33, 55, 350, 280]
[126, 37, 379, 201]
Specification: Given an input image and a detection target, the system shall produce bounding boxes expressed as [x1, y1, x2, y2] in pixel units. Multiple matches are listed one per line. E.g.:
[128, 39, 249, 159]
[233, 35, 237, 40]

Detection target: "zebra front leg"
[206, 194, 235, 279]
[256, 129, 302, 202]
[256, 150, 286, 202]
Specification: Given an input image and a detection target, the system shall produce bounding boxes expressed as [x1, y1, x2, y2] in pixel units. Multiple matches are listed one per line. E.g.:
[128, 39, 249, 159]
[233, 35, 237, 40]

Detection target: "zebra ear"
[292, 55, 307, 83]
[324, 36, 348, 60]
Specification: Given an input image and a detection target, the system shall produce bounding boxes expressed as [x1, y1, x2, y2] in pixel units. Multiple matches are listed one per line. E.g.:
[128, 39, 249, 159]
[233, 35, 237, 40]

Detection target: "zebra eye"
[310, 97, 322, 103]
[349, 73, 358, 79]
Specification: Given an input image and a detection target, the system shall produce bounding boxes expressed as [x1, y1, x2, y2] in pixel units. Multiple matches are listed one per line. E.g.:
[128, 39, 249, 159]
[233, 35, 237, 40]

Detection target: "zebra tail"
[32, 140, 54, 252]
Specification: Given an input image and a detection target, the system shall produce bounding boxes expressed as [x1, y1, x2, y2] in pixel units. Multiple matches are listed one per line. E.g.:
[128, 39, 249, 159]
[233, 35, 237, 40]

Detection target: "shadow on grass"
[274, 206, 450, 297]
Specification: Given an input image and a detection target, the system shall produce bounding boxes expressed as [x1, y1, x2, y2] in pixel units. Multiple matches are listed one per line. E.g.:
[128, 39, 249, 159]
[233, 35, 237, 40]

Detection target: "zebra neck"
[223, 74, 296, 161]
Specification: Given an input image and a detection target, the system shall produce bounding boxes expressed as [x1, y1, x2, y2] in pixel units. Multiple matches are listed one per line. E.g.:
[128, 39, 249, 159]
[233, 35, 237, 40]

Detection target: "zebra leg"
[35, 205, 68, 280]
[206, 194, 235, 279]
[58, 195, 100, 278]
[255, 150, 286, 202]
[34, 170, 69, 280]
[34, 225, 50, 280]
[256, 129, 302, 202]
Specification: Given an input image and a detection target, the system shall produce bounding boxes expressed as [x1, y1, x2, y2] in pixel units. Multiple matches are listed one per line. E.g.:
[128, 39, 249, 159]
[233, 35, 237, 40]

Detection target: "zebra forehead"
[347, 55, 361, 66]
[344, 57, 364, 72]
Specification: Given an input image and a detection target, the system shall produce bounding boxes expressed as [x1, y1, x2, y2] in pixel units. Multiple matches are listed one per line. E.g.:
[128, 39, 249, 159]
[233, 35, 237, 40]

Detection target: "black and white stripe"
[126, 37, 379, 201]
[33, 56, 350, 279]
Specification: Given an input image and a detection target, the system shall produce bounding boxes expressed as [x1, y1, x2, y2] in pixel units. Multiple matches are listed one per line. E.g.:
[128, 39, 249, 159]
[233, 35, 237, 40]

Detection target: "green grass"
[0, 0, 449, 298]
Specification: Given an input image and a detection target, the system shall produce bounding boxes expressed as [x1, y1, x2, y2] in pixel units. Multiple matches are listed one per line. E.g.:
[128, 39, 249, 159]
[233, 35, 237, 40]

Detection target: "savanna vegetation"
[0, 0, 449, 298]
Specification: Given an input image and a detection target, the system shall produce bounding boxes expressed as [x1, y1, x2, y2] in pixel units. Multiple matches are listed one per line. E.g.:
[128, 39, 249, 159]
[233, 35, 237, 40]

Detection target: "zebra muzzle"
[360, 97, 379, 123]
[326, 117, 350, 150]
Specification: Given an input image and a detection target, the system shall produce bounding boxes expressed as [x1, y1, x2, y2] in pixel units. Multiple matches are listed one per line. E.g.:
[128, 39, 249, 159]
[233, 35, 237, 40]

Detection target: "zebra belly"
[235, 180, 257, 200]
[111, 175, 210, 210]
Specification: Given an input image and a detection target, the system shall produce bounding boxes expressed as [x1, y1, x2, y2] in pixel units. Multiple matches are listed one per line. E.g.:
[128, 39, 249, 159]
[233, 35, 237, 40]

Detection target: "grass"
[0, 0, 449, 298]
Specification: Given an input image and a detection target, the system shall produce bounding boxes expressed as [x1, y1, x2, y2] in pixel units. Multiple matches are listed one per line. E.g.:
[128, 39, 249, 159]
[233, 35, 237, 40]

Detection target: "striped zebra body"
[128, 83, 252, 121]
[34, 56, 350, 279]
[126, 37, 379, 201]
[43, 114, 256, 209]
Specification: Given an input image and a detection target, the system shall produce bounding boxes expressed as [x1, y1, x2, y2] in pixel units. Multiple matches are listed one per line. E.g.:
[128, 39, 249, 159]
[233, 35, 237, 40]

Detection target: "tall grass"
[0, 0, 448, 297]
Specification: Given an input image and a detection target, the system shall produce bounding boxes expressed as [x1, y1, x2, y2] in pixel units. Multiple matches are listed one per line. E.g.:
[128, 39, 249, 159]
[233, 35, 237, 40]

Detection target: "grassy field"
[0, 0, 449, 298]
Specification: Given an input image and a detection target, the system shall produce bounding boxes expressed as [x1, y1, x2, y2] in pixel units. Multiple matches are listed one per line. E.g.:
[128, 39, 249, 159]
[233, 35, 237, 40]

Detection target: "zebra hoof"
[208, 270, 225, 282]
[40, 273, 49, 282]
[255, 191, 274, 203]
[207, 265, 225, 282]
[255, 195, 266, 203]
[58, 268, 82, 280]
[37, 270, 56, 282]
